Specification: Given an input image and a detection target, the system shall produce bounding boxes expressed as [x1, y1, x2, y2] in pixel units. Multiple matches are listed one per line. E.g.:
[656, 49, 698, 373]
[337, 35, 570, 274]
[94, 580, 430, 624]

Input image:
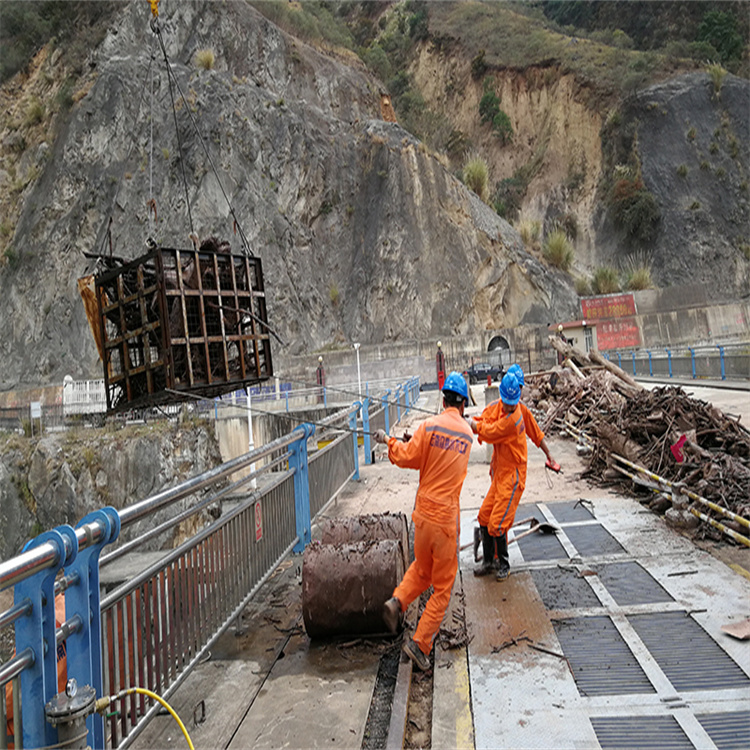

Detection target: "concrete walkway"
[388, 386, 750, 749]
[133, 384, 750, 750]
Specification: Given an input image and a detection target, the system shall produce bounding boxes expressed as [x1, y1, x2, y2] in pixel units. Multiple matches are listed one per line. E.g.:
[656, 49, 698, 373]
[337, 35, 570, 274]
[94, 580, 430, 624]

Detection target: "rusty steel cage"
[95, 247, 273, 411]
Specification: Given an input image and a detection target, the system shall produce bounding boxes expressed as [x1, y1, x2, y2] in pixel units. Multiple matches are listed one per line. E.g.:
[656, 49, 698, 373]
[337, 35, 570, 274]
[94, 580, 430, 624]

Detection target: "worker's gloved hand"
[374, 429, 388, 444]
[545, 457, 561, 473]
[466, 417, 478, 434]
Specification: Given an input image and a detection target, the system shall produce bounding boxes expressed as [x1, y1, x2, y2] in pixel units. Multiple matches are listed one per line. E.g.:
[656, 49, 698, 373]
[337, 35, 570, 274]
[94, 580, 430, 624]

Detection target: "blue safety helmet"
[499, 372, 520, 406]
[507, 363, 525, 387]
[442, 371, 469, 404]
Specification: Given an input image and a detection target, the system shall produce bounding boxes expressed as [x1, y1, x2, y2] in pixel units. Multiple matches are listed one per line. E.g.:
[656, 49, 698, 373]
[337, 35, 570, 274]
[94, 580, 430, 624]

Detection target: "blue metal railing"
[602, 343, 749, 382]
[0, 376, 421, 749]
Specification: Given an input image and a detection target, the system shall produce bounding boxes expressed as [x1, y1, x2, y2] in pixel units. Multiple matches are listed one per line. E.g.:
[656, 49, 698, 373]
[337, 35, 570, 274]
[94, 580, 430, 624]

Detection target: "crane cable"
[149, 11, 254, 256]
[94, 38, 155, 261]
[151, 17, 195, 241]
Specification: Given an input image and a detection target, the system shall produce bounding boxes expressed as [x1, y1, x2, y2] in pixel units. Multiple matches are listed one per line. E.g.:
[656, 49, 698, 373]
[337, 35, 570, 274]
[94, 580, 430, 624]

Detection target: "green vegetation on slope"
[0, 1, 124, 83]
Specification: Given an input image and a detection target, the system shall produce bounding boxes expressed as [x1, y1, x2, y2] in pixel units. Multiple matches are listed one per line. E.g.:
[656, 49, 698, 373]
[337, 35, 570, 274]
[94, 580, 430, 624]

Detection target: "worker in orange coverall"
[468, 370, 558, 580]
[374, 372, 473, 671]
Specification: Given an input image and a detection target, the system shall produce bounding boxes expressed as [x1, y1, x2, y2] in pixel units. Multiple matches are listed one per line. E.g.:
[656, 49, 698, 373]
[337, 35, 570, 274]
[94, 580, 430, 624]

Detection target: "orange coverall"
[476, 401, 545, 537]
[386, 407, 473, 656]
[5, 594, 67, 747]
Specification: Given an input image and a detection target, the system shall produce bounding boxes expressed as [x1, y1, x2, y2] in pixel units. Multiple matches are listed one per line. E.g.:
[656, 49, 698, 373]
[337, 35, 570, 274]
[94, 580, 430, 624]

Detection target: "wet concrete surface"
[131, 383, 750, 750]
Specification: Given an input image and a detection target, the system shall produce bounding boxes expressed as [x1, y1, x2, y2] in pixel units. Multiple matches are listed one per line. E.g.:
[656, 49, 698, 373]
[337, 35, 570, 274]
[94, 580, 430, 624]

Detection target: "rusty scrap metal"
[88, 240, 273, 411]
[302, 539, 405, 639]
[320, 513, 409, 571]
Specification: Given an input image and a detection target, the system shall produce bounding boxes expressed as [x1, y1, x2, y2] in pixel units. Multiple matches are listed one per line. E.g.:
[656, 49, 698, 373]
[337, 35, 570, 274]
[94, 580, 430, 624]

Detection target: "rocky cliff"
[0, 0, 578, 390]
[0, 420, 222, 560]
[1, 1, 748, 394]
[407, 32, 750, 293]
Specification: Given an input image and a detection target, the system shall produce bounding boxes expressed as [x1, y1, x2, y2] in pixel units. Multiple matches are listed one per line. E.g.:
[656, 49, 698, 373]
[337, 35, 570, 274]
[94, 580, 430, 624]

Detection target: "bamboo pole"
[611, 453, 750, 531]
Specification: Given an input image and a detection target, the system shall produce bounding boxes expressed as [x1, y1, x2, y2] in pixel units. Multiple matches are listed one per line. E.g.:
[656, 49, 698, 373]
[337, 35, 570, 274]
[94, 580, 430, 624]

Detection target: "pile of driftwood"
[526, 338, 750, 546]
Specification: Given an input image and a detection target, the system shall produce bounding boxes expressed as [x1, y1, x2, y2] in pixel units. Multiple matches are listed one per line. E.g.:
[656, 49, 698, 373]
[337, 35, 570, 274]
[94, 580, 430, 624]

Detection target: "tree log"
[588, 348, 643, 390]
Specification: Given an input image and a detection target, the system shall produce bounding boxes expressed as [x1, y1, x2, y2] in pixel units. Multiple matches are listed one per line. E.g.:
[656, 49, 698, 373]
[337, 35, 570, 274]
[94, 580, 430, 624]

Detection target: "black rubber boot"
[496, 533, 510, 580]
[473, 526, 496, 577]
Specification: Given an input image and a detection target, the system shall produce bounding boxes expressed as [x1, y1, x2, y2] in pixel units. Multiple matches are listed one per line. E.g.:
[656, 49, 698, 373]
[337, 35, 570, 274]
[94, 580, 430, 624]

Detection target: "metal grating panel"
[547, 500, 595, 523]
[553, 616, 655, 696]
[696, 712, 750, 750]
[531, 568, 602, 610]
[518, 504, 547, 524]
[515, 527, 567, 561]
[598, 562, 674, 606]
[564, 524, 625, 557]
[628, 612, 750, 692]
[591, 716, 693, 749]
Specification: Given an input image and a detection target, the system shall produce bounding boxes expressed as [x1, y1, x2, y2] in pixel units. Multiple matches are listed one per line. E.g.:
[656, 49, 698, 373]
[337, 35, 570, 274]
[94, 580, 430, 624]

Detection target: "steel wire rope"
[149, 30, 155, 237]
[152, 19, 195, 238]
[165, 388, 380, 437]
[283, 377, 442, 416]
[95, 40, 156, 259]
[151, 18, 254, 256]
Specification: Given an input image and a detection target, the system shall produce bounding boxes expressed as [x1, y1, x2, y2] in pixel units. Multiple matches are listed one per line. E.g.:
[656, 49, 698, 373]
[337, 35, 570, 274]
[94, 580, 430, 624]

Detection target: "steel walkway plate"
[531, 568, 602, 610]
[459, 493, 750, 750]
[564, 523, 626, 557]
[627, 611, 750, 692]
[695, 712, 750, 750]
[554, 616, 656, 696]
[591, 715, 694, 749]
[543, 500, 596, 524]
[597, 561, 674, 605]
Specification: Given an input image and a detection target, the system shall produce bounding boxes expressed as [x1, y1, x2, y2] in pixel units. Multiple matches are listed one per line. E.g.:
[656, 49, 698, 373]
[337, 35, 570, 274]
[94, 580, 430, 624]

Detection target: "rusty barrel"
[302, 539, 405, 638]
[319, 512, 409, 570]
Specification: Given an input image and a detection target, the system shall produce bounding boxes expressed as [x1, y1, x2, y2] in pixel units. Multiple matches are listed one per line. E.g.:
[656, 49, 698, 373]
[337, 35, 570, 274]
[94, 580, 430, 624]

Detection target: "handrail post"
[65, 508, 120, 748]
[14, 526, 78, 749]
[289, 424, 315, 553]
[349, 403, 361, 481]
[363, 397, 372, 466]
[395, 386, 401, 423]
[617, 352, 622, 369]
[647, 350, 653, 376]
[717, 345, 726, 380]
[631, 351, 636, 376]
[383, 390, 391, 435]
[689, 347, 696, 378]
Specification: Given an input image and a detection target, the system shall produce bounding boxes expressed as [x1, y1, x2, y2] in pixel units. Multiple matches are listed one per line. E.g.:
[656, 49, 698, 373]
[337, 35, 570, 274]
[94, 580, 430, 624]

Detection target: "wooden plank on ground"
[432, 571, 474, 750]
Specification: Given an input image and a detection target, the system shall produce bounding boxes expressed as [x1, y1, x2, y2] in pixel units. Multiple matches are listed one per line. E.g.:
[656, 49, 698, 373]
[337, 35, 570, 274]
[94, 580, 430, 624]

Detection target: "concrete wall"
[635, 301, 750, 349]
[212, 405, 348, 469]
[276, 323, 555, 389]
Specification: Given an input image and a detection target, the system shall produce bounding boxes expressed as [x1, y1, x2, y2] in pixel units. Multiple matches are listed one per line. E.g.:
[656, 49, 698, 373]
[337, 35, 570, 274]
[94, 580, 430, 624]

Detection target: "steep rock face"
[411, 47, 603, 266]
[0, 423, 223, 560]
[602, 73, 750, 297]
[410, 47, 750, 295]
[0, 0, 577, 389]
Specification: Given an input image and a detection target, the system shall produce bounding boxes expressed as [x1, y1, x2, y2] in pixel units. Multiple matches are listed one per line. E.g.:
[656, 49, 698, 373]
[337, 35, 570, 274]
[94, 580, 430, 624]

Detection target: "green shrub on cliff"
[609, 178, 660, 243]
[542, 229, 574, 272]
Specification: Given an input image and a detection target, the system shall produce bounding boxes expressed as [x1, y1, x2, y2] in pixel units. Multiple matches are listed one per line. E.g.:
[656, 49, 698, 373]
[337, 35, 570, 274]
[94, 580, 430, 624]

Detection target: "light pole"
[353, 342, 362, 397]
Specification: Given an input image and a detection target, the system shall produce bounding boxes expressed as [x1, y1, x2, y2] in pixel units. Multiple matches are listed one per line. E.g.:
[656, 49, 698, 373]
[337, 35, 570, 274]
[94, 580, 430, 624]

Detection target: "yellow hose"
[96, 687, 194, 749]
